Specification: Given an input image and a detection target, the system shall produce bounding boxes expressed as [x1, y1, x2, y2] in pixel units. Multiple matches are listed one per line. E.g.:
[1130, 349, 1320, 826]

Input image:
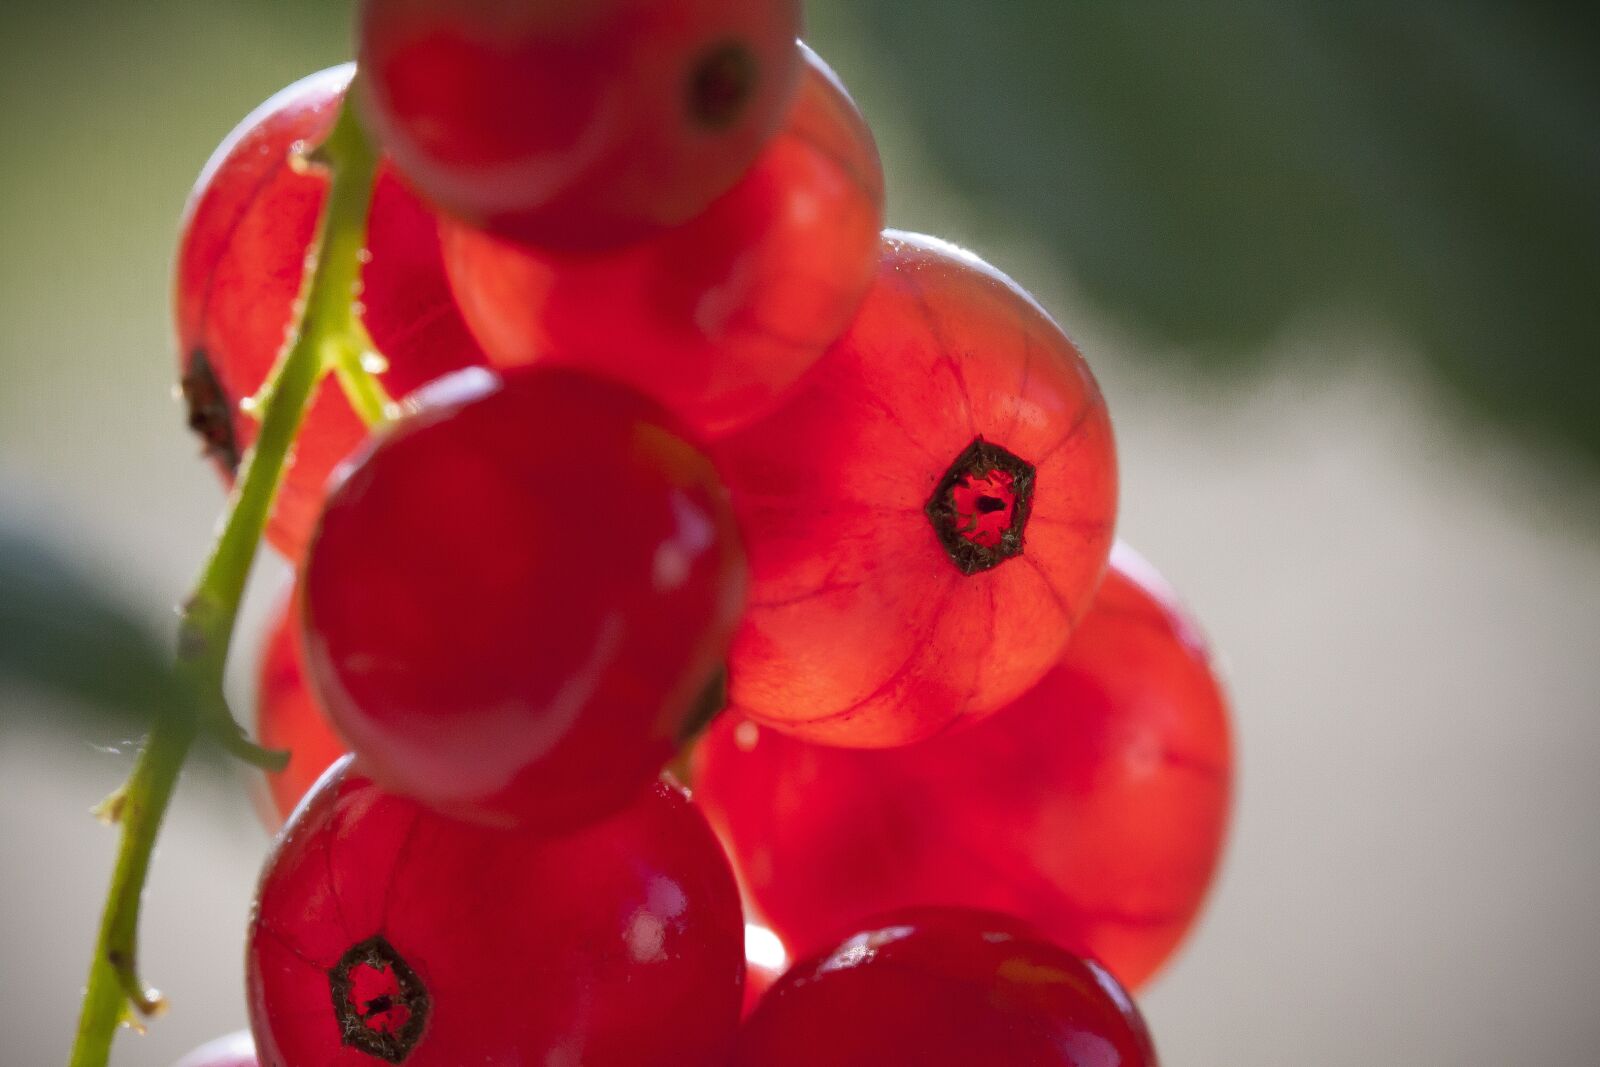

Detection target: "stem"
[69, 712, 195, 1066]
[332, 325, 395, 428]
[68, 92, 382, 1067]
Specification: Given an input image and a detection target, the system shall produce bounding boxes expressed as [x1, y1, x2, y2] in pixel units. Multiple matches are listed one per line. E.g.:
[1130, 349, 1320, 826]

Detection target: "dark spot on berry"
[327, 935, 429, 1063]
[181, 348, 240, 475]
[974, 495, 1007, 514]
[925, 437, 1036, 576]
[688, 41, 757, 129]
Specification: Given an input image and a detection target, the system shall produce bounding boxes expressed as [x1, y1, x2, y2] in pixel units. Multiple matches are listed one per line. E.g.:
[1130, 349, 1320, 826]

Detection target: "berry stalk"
[69, 91, 384, 1067]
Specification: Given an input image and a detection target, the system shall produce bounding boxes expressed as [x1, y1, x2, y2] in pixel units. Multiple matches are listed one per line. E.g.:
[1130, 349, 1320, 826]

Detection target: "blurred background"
[2, 1, 1597, 1064]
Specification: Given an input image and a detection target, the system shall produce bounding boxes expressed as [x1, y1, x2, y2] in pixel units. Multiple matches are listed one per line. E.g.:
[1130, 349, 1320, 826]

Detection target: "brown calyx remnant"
[688, 41, 757, 128]
[327, 935, 430, 1064]
[925, 436, 1036, 576]
[180, 349, 240, 475]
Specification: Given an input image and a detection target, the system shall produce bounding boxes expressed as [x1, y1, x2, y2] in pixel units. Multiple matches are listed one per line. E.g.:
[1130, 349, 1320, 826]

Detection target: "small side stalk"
[68, 90, 389, 1067]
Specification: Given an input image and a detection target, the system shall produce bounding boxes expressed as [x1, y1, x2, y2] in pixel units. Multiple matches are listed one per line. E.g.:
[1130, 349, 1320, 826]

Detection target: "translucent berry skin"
[733, 908, 1158, 1067]
[741, 924, 788, 1018]
[173, 1031, 257, 1067]
[713, 231, 1117, 745]
[357, 0, 802, 249]
[255, 586, 346, 829]
[442, 44, 884, 435]
[248, 758, 745, 1067]
[301, 368, 746, 828]
[175, 64, 485, 563]
[694, 545, 1232, 989]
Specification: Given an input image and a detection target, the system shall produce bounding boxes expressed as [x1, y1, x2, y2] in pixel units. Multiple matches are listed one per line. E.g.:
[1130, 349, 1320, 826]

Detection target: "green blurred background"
[2, 2, 1597, 1065]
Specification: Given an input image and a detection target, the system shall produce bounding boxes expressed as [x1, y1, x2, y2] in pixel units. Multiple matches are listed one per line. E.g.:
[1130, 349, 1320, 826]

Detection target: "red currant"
[694, 544, 1231, 989]
[173, 1032, 256, 1067]
[255, 585, 346, 829]
[176, 64, 485, 563]
[357, 0, 802, 249]
[733, 908, 1158, 1067]
[248, 758, 745, 1066]
[742, 923, 788, 1018]
[442, 43, 883, 435]
[713, 231, 1117, 746]
[300, 368, 746, 828]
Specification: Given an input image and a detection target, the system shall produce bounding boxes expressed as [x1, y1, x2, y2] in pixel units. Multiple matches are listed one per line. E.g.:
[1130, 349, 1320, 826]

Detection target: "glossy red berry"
[694, 544, 1232, 989]
[442, 43, 884, 435]
[255, 585, 346, 828]
[248, 758, 745, 1066]
[733, 908, 1158, 1067]
[173, 1031, 257, 1067]
[713, 231, 1117, 746]
[300, 368, 745, 828]
[357, 0, 803, 249]
[175, 64, 485, 563]
[741, 924, 788, 1019]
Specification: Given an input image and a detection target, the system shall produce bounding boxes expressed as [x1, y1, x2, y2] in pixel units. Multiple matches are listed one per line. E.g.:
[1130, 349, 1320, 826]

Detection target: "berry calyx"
[175, 63, 485, 562]
[356, 0, 803, 249]
[181, 349, 238, 473]
[713, 231, 1118, 746]
[925, 437, 1036, 574]
[327, 936, 429, 1062]
[300, 368, 746, 828]
[694, 544, 1232, 988]
[733, 908, 1158, 1067]
[248, 759, 746, 1066]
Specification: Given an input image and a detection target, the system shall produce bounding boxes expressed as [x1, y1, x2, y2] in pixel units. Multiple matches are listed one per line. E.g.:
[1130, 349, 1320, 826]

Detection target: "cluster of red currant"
[171, 2, 1231, 1065]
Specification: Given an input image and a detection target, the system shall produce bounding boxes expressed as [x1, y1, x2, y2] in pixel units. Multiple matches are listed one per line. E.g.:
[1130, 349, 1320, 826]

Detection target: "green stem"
[332, 324, 394, 428]
[67, 92, 382, 1067]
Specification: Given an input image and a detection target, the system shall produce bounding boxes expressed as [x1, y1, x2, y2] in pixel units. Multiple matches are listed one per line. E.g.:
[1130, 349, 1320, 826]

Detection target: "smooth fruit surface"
[443, 43, 883, 434]
[301, 368, 745, 827]
[733, 908, 1158, 1067]
[248, 758, 745, 1066]
[695, 544, 1232, 989]
[175, 63, 484, 562]
[256, 585, 346, 828]
[173, 1031, 257, 1067]
[358, 0, 802, 248]
[741, 924, 788, 1018]
[713, 231, 1117, 745]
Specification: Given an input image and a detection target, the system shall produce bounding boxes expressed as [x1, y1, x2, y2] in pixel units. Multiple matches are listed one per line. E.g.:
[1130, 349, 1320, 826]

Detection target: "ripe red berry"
[694, 544, 1232, 989]
[357, 0, 803, 249]
[442, 43, 884, 435]
[300, 368, 745, 828]
[175, 64, 485, 563]
[173, 1031, 257, 1067]
[255, 585, 346, 828]
[741, 924, 789, 1018]
[733, 908, 1158, 1067]
[248, 758, 745, 1067]
[713, 231, 1117, 746]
